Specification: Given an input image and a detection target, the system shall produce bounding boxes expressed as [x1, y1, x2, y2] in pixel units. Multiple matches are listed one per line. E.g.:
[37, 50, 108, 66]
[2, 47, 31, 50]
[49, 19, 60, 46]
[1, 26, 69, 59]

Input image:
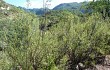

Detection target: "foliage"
[53, 2, 81, 10]
[87, 0, 110, 18]
[0, 1, 110, 70]
[18, 7, 45, 15]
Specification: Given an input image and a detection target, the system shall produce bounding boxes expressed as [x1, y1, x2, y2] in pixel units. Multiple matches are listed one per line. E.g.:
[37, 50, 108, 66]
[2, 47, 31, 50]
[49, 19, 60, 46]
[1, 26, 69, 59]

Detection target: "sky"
[4, 0, 92, 9]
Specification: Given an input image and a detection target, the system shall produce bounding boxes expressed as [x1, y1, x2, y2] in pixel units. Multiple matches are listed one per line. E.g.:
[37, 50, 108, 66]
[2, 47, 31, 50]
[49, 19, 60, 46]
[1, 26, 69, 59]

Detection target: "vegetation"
[18, 7, 45, 15]
[87, 0, 110, 18]
[0, 0, 110, 70]
[19, 2, 87, 15]
[53, 2, 81, 10]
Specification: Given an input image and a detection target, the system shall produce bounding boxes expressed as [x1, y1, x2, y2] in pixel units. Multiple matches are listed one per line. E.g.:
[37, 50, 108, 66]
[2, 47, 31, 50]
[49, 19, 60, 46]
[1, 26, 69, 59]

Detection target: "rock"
[104, 55, 110, 66]
[85, 55, 110, 70]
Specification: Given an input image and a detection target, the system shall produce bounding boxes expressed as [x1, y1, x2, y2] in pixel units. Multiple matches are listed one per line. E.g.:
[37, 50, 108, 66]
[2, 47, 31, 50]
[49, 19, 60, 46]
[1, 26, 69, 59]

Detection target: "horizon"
[4, 0, 92, 9]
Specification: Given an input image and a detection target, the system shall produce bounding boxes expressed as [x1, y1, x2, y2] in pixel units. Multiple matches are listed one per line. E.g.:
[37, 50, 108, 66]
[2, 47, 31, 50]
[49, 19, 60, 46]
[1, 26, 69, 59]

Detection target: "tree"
[88, 0, 110, 18]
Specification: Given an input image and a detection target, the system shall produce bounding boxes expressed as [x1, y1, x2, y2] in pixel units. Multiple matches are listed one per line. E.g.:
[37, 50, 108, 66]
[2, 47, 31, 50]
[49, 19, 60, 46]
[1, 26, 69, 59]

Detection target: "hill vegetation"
[53, 2, 81, 10]
[0, 0, 110, 70]
[18, 7, 45, 15]
[19, 2, 87, 15]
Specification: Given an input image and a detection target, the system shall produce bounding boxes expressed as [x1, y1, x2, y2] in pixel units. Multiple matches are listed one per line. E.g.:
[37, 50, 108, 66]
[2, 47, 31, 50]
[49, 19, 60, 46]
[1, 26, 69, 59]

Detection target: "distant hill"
[18, 7, 45, 15]
[53, 2, 81, 10]
[18, 2, 83, 15]
[53, 2, 89, 14]
[18, 2, 89, 15]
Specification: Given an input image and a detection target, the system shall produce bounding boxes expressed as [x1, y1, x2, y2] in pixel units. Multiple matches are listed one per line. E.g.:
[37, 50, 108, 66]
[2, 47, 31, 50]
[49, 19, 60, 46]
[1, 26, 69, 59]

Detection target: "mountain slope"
[53, 2, 90, 14]
[18, 7, 45, 15]
[1, 1, 110, 70]
[0, 1, 39, 69]
[53, 2, 81, 10]
[18, 2, 87, 15]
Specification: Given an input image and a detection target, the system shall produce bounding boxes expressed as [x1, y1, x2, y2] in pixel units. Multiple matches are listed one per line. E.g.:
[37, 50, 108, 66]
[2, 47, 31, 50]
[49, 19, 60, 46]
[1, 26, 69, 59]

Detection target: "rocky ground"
[86, 55, 110, 70]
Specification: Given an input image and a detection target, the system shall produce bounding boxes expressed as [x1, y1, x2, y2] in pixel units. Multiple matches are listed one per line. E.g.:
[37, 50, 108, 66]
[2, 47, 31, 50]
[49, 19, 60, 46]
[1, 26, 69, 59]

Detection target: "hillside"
[53, 2, 81, 10]
[0, 1, 39, 69]
[0, 0, 110, 70]
[18, 2, 85, 15]
[53, 2, 90, 14]
[19, 2, 88, 15]
[18, 7, 45, 15]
